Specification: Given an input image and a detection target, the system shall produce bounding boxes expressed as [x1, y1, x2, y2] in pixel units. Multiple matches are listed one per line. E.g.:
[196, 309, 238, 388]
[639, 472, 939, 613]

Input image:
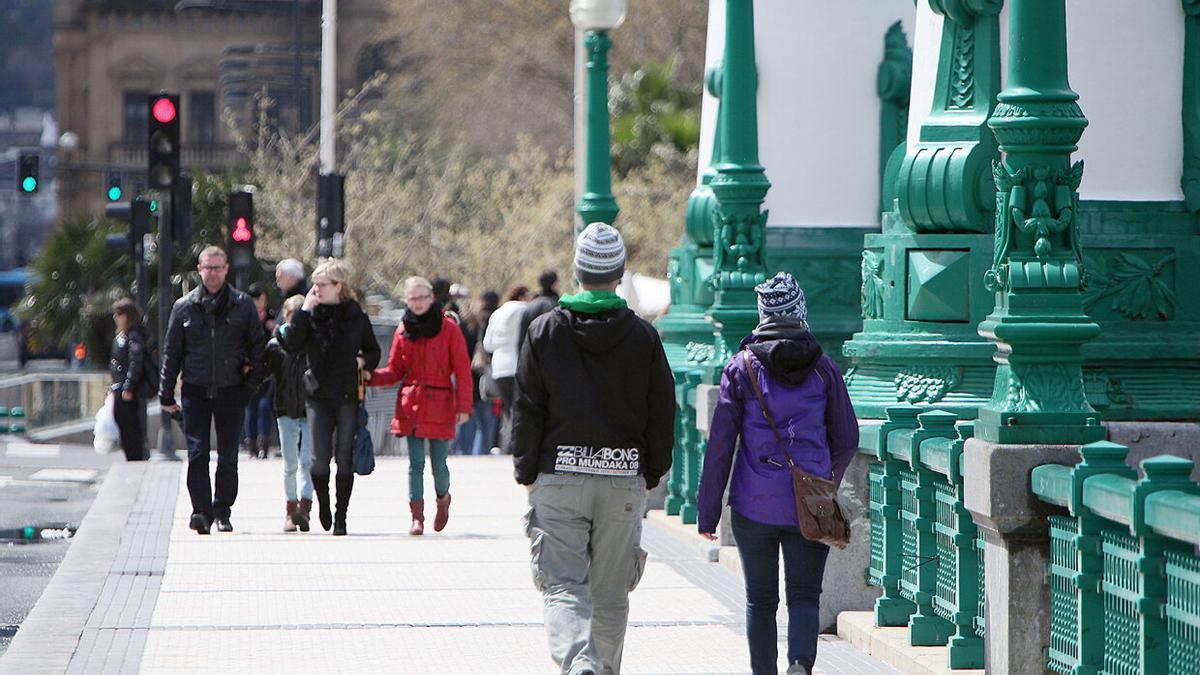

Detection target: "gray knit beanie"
[574, 223, 626, 285]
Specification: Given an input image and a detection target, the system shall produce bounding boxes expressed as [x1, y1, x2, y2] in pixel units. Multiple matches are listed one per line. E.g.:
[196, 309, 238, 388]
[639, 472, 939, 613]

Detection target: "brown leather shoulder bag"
[741, 351, 849, 549]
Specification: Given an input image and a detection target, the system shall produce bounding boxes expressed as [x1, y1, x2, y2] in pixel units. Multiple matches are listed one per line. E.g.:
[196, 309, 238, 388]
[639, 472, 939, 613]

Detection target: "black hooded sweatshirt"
[512, 305, 675, 487]
[743, 316, 824, 386]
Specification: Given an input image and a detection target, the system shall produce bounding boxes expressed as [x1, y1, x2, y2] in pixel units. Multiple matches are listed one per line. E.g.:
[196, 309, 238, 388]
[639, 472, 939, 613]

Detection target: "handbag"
[353, 370, 374, 476]
[741, 351, 850, 549]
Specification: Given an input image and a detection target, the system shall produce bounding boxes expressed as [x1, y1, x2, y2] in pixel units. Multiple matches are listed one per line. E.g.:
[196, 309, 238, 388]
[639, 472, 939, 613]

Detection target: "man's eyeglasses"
[199, 265, 227, 272]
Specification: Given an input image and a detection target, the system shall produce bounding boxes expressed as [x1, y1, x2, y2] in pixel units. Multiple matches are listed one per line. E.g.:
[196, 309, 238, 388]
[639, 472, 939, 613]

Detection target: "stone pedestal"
[1105, 421, 1200, 479]
[963, 438, 1083, 674]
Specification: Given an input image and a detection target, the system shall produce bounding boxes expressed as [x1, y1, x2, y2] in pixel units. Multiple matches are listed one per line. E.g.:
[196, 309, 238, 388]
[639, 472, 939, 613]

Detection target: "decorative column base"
[963, 438, 1083, 673]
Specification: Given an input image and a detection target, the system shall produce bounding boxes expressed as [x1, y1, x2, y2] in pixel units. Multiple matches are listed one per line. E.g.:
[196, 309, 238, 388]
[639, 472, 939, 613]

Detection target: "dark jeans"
[496, 376, 515, 454]
[243, 382, 275, 443]
[307, 398, 357, 477]
[452, 399, 498, 455]
[181, 384, 250, 520]
[731, 509, 830, 674]
[112, 394, 145, 461]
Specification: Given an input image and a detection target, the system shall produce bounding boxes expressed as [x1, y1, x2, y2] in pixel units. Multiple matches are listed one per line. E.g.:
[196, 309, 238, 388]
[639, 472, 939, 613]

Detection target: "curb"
[0, 463, 146, 674]
[837, 611, 984, 675]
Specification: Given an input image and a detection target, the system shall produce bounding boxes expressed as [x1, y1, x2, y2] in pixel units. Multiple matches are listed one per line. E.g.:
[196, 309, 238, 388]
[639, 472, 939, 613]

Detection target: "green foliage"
[609, 58, 701, 175]
[18, 216, 126, 362]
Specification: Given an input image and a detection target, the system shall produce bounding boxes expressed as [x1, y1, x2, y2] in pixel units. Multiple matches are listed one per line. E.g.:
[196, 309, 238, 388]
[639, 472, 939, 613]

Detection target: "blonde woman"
[368, 276, 472, 535]
[283, 261, 381, 536]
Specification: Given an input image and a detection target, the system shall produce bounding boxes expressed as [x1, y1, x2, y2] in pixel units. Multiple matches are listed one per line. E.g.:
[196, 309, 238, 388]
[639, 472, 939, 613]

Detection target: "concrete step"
[837, 612, 985, 675]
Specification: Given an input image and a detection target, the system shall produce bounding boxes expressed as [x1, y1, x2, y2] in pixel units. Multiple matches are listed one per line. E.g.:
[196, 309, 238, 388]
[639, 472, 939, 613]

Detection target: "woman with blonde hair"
[368, 275, 472, 535]
[283, 260, 381, 536]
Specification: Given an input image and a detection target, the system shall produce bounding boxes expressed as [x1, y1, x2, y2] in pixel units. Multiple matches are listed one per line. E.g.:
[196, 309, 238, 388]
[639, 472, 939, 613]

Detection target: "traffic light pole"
[134, 247, 148, 311]
[154, 191, 180, 461]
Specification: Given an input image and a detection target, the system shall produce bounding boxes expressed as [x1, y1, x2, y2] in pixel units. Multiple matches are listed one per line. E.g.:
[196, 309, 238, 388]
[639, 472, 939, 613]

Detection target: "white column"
[319, 0, 337, 174]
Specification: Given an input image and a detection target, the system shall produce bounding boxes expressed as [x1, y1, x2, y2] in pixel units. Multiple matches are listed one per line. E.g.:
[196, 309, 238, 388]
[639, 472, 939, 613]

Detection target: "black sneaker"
[189, 513, 211, 535]
[215, 517, 233, 533]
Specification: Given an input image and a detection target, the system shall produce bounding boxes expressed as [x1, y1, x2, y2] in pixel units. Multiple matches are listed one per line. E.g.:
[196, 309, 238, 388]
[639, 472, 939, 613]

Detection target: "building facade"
[52, 0, 393, 217]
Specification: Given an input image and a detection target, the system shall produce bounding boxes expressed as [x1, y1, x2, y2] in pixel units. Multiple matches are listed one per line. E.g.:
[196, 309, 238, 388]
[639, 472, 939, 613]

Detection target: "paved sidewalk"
[69, 456, 895, 674]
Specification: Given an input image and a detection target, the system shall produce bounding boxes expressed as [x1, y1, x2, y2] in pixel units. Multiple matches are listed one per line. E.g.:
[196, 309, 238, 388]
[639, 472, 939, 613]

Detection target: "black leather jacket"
[110, 325, 147, 395]
[266, 325, 308, 418]
[159, 284, 266, 404]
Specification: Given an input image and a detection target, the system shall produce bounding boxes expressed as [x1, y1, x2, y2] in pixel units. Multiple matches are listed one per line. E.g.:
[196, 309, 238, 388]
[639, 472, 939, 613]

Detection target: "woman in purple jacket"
[697, 272, 859, 675]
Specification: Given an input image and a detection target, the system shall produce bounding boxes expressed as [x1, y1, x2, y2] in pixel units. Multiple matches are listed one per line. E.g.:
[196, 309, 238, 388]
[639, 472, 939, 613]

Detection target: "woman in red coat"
[369, 276, 472, 535]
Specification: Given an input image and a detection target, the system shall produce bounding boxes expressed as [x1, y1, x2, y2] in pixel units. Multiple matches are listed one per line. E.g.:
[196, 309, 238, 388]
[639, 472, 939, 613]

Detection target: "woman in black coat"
[283, 261, 381, 536]
[109, 298, 150, 461]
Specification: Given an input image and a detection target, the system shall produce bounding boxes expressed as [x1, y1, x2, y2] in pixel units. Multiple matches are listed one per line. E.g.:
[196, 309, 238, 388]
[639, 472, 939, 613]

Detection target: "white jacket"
[483, 300, 529, 379]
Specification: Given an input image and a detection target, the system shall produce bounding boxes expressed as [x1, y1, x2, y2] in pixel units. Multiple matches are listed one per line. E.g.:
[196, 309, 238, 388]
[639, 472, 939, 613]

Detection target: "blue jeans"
[407, 437, 450, 500]
[277, 416, 313, 501]
[453, 399, 497, 455]
[731, 509, 830, 674]
[243, 383, 274, 442]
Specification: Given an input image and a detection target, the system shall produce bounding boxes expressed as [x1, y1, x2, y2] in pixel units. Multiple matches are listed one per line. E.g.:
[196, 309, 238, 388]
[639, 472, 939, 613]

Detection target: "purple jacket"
[697, 320, 858, 532]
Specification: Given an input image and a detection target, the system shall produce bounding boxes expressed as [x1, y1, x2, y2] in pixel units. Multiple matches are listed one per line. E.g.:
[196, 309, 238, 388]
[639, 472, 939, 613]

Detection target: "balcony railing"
[108, 142, 244, 171]
[860, 405, 1200, 671]
[1033, 444, 1200, 674]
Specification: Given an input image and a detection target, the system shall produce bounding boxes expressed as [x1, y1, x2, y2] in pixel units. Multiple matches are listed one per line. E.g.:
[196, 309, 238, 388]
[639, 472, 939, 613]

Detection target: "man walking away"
[161, 246, 266, 535]
[514, 223, 675, 675]
[517, 269, 562, 351]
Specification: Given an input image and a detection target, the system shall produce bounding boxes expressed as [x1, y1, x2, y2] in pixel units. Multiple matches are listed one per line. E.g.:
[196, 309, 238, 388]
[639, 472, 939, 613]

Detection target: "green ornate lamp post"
[658, 65, 723, 519]
[976, 0, 1104, 445]
[705, 0, 770, 370]
[570, 0, 624, 230]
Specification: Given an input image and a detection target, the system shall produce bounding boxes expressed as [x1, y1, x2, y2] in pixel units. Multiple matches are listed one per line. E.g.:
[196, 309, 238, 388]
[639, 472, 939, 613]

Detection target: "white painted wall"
[698, 0, 917, 228]
[907, 1, 1185, 202]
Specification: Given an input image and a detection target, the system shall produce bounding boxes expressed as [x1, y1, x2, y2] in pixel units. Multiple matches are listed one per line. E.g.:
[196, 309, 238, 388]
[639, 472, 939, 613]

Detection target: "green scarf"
[558, 290, 628, 314]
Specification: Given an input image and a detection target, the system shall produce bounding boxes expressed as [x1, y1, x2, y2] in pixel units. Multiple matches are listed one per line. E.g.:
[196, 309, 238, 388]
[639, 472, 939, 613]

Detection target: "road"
[0, 439, 113, 656]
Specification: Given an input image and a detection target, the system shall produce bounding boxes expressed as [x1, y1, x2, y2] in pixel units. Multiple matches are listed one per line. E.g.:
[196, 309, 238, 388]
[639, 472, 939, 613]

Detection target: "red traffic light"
[152, 97, 177, 124]
[232, 216, 252, 242]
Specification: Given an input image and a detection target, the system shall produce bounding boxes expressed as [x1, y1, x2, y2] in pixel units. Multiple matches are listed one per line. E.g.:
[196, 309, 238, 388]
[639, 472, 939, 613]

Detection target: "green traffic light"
[21, 176, 37, 192]
[107, 186, 122, 201]
[22, 526, 35, 539]
[149, 200, 158, 213]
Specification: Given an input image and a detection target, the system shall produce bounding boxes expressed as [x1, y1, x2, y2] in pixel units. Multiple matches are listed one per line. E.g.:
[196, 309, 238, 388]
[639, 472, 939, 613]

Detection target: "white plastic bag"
[93, 394, 120, 454]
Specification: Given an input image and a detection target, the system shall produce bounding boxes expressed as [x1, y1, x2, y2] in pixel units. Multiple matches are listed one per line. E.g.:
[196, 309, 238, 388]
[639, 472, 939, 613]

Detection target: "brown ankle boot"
[295, 498, 312, 532]
[434, 493, 451, 532]
[409, 500, 425, 536]
[284, 501, 298, 532]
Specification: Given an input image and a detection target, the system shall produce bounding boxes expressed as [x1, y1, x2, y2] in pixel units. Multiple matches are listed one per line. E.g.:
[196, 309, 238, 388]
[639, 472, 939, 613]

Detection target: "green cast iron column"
[659, 65, 723, 518]
[976, 0, 1104, 444]
[705, 0, 770, 372]
[843, 1, 1003, 420]
[877, 20, 912, 214]
[575, 30, 620, 230]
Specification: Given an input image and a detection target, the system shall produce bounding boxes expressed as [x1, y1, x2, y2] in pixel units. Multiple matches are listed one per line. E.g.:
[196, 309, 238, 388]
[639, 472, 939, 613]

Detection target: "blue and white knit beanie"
[574, 222, 626, 285]
[755, 272, 808, 322]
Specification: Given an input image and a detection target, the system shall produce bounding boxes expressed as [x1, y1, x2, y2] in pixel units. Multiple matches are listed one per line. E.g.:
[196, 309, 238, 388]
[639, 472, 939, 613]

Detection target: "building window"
[190, 91, 216, 145]
[122, 91, 148, 143]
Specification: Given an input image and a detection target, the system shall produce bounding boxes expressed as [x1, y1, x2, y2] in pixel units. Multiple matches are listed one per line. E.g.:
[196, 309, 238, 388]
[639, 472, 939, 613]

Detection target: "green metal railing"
[1032, 442, 1200, 674]
[861, 405, 985, 668]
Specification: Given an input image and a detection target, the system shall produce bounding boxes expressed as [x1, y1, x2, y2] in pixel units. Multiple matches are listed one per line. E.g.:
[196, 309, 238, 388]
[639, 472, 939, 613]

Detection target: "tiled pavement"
[71, 456, 897, 674]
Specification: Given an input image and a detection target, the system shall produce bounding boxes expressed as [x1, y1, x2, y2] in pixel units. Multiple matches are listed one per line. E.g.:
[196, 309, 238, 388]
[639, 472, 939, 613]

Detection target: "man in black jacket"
[514, 223, 674, 675]
[161, 246, 266, 535]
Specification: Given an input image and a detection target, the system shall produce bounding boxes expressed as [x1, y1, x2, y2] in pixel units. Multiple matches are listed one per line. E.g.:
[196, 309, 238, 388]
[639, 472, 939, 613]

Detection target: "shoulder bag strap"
[741, 351, 797, 470]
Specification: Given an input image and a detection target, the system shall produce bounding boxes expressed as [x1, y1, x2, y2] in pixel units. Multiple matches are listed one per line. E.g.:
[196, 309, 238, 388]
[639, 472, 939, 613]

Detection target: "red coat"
[370, 316, 473, 440]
